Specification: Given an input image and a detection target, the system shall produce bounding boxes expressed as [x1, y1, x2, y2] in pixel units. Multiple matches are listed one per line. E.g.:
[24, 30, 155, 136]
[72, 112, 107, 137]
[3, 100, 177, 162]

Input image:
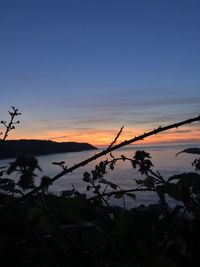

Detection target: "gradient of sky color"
[0, 0, 200, 146]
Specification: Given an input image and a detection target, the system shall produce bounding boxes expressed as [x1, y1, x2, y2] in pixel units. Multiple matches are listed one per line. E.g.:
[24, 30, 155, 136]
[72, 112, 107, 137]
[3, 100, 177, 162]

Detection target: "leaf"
[121, 154, 126, 161]
[108, 181, 118, 190]
[164, 183, 183, 201]
[52, 161, 65, 166]
[131, 160, 137, 169]
[114, 191, 124, 199]
[134, 150, 152, 160]
[86, 185, 91, 191]
[99, 179, 117, 189]
[134, 179, 143, 185]
[143, 176, 154, 188]
[126, 193, 136, 200]
[176, 147, 200, 156]
[83, 171, 90, 182]
[168, 172, 200, 189]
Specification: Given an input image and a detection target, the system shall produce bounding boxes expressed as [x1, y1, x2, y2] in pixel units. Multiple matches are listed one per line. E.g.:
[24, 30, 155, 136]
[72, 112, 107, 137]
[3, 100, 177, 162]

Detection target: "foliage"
[0, 108, 200, 266]
[7, 155, 42, 190]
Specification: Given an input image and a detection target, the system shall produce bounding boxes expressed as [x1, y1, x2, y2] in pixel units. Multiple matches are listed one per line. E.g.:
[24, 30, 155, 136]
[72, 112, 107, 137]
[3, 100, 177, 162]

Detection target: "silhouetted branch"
[7, 114, 200, 207]
[0, 107, 21, 142]
[107, 125, 124, 149]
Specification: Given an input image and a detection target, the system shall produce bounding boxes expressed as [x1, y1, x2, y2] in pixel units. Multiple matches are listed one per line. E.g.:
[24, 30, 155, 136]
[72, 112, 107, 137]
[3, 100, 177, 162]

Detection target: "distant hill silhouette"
[0, 139, 97, 159]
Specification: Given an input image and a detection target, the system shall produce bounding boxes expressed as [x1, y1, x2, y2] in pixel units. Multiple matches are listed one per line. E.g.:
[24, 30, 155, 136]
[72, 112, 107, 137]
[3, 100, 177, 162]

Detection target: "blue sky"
[0, 0, 199, 145]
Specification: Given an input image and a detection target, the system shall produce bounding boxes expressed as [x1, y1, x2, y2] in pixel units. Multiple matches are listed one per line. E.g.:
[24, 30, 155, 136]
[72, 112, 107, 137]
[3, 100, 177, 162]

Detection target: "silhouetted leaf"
[83, 171, 90, 182]
[164, 183, 183, 201]
[126, 192, 136, 200]
[176, 147, 200, 156]
[107, 181, 118, 190]
[134, 179, 143, 185]
[168, 172, 200, 189]
[52, 161, 65, 165]
[134, 150, 152, 160]
[114, 191, 124, 199]
[143, 176, 155, 188]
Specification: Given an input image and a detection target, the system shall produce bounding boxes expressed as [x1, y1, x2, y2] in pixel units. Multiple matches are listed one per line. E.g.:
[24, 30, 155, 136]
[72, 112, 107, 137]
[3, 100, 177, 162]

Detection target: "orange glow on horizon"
[7, 124, 200, 147]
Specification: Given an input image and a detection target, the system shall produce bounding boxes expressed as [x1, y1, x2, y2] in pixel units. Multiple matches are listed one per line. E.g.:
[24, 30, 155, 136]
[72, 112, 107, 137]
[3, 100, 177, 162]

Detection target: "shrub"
[0, 107, 200, 267]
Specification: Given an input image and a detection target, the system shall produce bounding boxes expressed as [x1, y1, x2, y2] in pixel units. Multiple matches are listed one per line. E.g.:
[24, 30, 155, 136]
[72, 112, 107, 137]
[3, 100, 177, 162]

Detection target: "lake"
[1, 143, 199, 208]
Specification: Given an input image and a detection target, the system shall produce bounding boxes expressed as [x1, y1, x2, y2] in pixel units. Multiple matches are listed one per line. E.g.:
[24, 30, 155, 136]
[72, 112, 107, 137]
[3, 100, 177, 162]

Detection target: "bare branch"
[107, 125, 124, 149]
[0, 107, 21, 142]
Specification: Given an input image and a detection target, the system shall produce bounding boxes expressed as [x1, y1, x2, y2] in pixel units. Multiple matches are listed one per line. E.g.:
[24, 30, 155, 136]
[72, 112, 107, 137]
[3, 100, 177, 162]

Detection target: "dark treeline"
[0, 139, 97, 159]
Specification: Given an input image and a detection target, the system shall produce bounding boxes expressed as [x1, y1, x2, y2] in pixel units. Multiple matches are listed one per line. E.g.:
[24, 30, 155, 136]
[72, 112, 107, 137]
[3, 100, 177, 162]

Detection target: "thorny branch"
[8, 114, 200, 207]
[107, 125, 124, 149]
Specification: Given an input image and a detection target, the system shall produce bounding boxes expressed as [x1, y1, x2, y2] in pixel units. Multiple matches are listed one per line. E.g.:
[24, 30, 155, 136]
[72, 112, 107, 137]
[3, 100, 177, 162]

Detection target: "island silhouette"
[0, 139, 97, 159]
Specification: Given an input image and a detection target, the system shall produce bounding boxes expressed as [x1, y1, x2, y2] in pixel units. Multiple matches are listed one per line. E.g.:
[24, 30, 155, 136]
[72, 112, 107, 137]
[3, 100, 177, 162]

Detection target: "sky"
[0, 0, 200, 146]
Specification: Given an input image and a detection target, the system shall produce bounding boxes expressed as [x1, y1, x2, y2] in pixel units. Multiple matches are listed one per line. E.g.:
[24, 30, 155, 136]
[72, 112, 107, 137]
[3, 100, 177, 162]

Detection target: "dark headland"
[0, 139, 97, 159]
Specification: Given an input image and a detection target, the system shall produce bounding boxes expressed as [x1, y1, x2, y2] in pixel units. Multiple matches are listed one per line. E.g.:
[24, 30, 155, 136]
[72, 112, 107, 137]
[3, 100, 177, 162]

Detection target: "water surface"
[1, 143, 199, 207]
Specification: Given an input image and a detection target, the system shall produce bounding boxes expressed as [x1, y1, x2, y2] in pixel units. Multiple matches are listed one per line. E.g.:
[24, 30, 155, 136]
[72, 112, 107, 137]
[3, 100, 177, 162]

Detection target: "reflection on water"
[0, 143, 199, 207]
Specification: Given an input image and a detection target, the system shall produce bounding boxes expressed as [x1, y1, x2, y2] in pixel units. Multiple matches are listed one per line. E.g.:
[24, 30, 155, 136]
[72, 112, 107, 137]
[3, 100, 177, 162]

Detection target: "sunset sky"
[0, 0, 199, 146]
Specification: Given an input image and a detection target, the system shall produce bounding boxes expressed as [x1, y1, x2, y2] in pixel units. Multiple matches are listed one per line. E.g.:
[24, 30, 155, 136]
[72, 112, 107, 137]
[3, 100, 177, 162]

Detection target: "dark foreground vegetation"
[0, 139, 97, 159]
[0, 107, 200, 267]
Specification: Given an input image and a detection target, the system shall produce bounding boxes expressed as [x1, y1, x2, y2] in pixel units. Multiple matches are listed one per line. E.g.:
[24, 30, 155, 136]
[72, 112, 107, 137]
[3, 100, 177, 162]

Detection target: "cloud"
[56, 90, 200, 130]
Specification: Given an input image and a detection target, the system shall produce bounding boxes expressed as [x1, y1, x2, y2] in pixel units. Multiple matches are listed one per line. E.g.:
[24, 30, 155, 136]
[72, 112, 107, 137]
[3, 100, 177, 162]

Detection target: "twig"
[0, 107, 21, 142]
[107, 125, 124, 149]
